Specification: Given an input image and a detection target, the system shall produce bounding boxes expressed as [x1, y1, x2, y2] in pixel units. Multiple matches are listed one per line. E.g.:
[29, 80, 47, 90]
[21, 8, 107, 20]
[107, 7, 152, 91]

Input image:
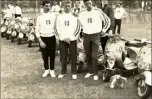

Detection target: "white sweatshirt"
[114, 7, 127, 19]
[54, 12, 81, 41]
[35, 13, 56, 37]
[78, 7, 111, 34]
[14, 6, 22, 15]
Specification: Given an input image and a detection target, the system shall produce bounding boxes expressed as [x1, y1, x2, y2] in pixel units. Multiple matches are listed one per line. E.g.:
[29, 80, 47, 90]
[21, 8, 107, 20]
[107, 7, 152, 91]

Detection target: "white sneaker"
[72, 74, 77, 80]
[50, 70, 56, 77]
[58, 74, 66, 79]
[93, 75, 99, 80]
[84, 73, 93, 78]
[42, 70, 49, 77]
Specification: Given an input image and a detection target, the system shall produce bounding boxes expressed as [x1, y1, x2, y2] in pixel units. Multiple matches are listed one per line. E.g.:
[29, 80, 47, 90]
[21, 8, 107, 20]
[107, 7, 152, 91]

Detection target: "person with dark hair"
[55, 0, 81, 79]
[78, 0, 111, 80]
[114, 2, 127, 34]
[100, 0, 115, 53]
[14, 4, 22, 18]
[35, 0, 56, 78]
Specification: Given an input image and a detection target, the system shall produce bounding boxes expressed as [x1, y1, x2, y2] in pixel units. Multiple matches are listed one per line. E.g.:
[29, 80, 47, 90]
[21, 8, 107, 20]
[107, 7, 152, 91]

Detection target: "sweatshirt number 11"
[88, 18, 92, 23]
[46, 20, 51, 25]
[65, 21, 70, 26]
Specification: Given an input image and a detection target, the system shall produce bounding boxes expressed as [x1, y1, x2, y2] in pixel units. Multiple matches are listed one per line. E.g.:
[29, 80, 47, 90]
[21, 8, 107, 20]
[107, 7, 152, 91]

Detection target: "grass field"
[1, 13, 151, 98]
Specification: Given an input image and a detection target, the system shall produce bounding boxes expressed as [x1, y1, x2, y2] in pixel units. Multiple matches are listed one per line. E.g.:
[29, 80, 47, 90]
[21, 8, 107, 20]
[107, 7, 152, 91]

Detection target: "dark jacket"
[102, 4, 115, 31]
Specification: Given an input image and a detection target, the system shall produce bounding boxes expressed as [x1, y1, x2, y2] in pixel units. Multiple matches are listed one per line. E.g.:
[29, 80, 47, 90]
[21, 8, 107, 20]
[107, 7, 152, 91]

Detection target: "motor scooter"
[102, 35, 138, 82]
[128, 39, 152, 99]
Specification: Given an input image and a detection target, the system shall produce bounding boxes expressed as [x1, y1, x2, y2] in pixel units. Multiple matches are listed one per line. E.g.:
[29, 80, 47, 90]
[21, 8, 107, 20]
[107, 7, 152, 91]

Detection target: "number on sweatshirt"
[46, 20, 51, 25]
[64, 21, 69, 26]
[88, 18, 92, 23]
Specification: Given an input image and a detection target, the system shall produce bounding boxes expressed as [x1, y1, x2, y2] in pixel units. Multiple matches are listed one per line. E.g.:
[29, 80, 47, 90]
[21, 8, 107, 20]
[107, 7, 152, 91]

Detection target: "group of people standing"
[2, 3, 22, 20]
[35, 0, 127, 81]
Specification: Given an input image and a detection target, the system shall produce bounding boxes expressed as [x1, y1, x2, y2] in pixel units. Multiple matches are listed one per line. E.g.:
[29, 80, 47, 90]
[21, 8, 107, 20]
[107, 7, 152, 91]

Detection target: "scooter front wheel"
[28, 41, 32, 47]
[1, 32, 6, 38]
[17, 38, 22, 45]
[137, 79, 152, 99]
[11, 37, 15, 43]
[6, 34, 10, 40]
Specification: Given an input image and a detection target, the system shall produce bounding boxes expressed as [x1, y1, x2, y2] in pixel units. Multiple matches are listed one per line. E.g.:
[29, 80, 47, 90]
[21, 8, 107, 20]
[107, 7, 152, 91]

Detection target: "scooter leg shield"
[143, 71, 152, 86]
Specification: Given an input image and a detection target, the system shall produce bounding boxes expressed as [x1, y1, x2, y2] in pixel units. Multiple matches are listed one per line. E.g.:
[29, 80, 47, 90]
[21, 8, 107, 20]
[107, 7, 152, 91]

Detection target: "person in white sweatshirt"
[51, 1, 60, 15]
[78, 0, 111, 80]
[114, 2, 127, 34]
[3, 4, 10, 22]
[54, 0, 81, 80]
[72, 0, 84, 15]
[35, 0, 56, 78]
[14, 4, 22, 18]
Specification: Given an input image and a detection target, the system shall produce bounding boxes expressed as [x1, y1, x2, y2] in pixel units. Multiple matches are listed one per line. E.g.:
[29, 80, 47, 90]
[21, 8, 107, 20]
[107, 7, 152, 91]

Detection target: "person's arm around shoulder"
[54, 14, 62, 40]
[72, 16, 82, 39]
[35, 16, 46, 48]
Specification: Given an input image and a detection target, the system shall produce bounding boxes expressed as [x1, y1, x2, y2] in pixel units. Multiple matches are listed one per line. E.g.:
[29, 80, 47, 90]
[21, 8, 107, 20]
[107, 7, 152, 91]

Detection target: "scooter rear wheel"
[17, 38, 22, 45]
[28, 41, 32, 48]
[137, 79, 152, 99]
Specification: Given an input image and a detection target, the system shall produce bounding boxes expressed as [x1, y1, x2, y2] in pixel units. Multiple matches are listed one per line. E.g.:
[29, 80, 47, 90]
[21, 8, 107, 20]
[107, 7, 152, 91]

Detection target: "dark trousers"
[114, 19, 122, 34]
[40, 36, 56, 70]
[83, 33, 100, 75]
[100, 36, 109, 54]
[14, 14, 21, 18]
[59, 40, 77, 74]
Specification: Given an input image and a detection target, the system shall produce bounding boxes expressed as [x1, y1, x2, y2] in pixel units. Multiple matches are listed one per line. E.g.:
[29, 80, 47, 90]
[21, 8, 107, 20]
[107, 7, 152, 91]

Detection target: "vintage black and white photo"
[1, 0, 152, 98]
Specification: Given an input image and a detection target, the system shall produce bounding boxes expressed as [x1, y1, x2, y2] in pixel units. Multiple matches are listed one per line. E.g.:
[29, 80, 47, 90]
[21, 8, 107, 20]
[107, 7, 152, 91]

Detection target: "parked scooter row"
[127, 39, 152, 99]
[102, 35, 152, 99]
[1, 17, 38, 47]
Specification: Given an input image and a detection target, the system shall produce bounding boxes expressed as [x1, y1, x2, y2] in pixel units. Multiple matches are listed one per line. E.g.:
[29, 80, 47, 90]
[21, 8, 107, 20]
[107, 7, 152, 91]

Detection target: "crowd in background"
[2, 0, 150, 25]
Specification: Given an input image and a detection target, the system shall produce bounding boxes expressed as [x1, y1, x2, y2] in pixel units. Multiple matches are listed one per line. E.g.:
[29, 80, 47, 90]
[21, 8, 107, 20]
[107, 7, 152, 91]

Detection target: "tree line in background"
[1, 0, 151, 11]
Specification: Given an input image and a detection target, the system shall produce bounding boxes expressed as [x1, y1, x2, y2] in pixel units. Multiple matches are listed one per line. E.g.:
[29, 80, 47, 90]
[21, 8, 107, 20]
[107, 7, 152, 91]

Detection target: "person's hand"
[108, 30, 113, 37]
[40, 41, 46, 48]
[63, 38, 70, 44]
